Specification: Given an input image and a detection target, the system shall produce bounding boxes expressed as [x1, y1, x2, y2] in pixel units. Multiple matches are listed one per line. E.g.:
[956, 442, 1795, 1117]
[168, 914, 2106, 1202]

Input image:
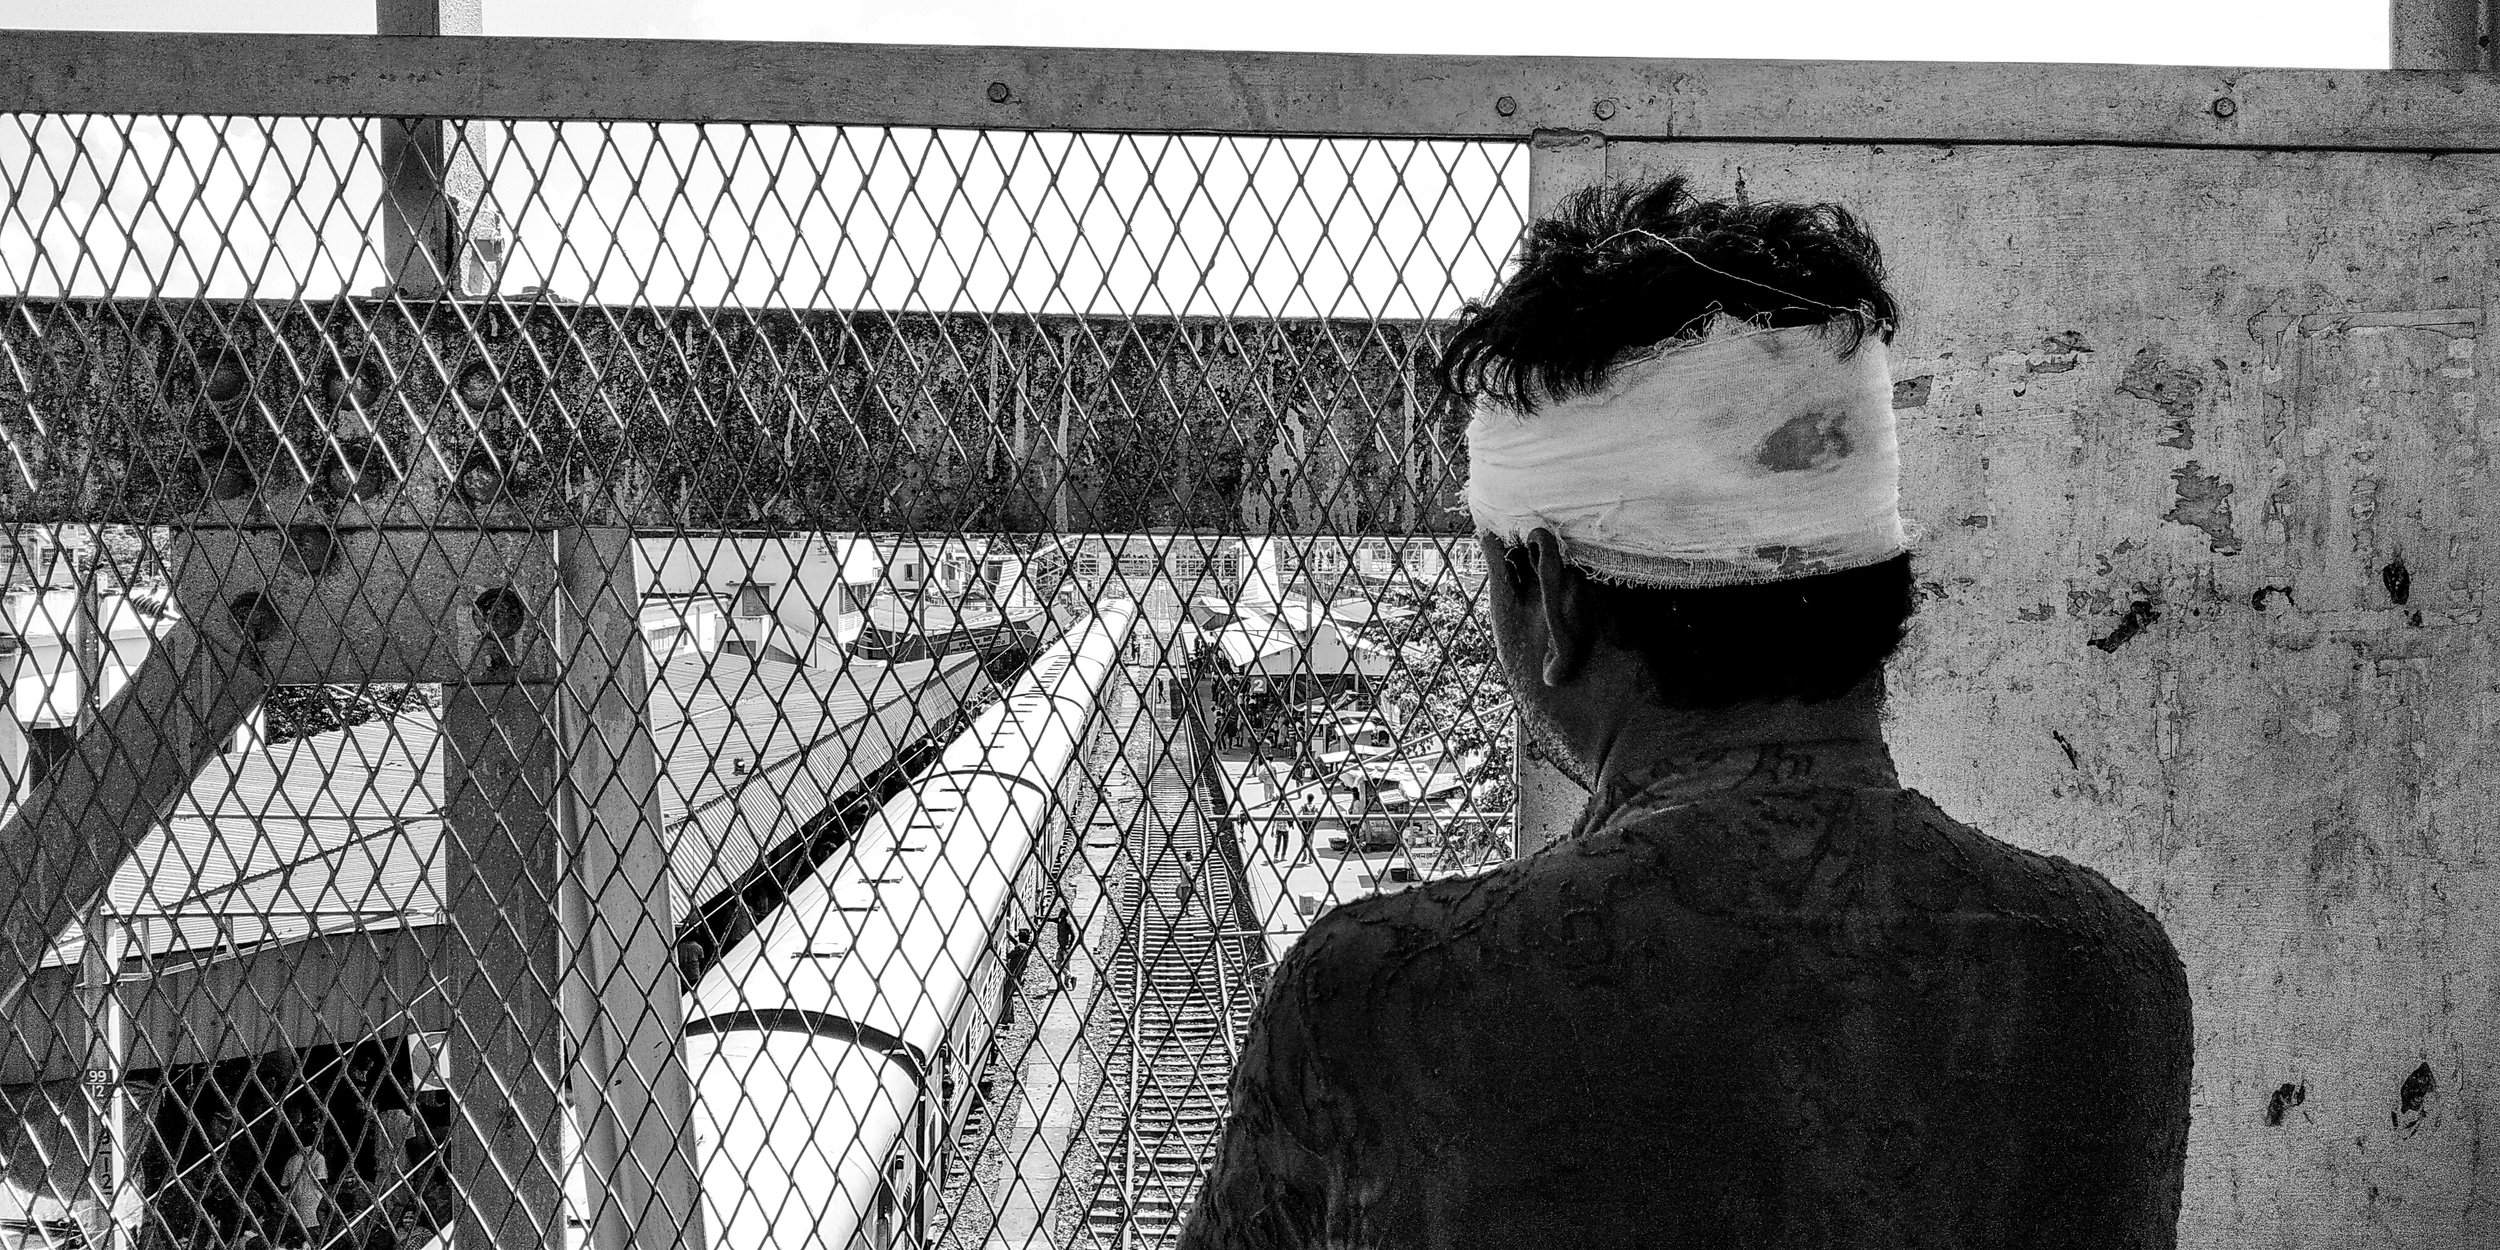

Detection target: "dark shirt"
[1179, 757, 2192, 1249]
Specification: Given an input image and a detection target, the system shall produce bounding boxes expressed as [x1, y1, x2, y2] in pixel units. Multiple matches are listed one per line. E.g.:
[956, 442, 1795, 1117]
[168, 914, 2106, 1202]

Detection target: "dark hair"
[1454, 174, 1914, 709]
[1437, 174, 1898, 413]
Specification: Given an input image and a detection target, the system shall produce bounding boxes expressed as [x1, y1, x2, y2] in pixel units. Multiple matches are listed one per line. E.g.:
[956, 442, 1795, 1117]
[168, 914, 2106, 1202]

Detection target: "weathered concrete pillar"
[556, 528, 701, 1250]
[2390, 0, 2490, 70]
[1509, 129, 1606, 860]
[377, 9, 559, 1248]
[441, 673, 567, 1250]
[375, 0, 499, 297]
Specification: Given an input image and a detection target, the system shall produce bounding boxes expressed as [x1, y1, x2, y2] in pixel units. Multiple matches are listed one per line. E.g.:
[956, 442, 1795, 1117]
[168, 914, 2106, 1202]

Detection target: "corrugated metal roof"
[651, 651, 988, 916]
[70, 652, 987, 964]
[1211, 596, 1396, 678]
[113, 716, 444, 959]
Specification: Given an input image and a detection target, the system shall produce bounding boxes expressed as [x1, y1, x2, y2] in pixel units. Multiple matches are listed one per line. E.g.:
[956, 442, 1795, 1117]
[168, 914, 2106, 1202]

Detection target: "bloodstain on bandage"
[1755, 409, 1854, 472]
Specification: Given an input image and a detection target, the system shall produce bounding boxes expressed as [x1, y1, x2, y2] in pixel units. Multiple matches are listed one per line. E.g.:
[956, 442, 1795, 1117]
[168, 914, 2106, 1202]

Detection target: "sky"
[0, 0, 2393, 69]
[0, 2, 2398, 312]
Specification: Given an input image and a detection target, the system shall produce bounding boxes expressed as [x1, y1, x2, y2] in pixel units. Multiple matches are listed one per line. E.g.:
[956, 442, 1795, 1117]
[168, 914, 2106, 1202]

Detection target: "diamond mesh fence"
[0, 111, 1523, 1250]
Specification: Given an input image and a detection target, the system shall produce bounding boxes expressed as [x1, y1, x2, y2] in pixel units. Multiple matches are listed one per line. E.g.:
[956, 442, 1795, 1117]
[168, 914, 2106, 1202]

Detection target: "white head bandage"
[1465, 318, 1920, 588]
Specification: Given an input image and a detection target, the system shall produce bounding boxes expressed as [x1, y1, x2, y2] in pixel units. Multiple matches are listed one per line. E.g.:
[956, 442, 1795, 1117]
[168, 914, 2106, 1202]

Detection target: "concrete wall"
[1609, 142, 2498, 1248]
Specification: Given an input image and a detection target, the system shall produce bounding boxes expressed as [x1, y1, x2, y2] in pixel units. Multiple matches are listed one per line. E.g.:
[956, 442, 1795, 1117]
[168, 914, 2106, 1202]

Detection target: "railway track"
[1080, 671, 1257, 1249]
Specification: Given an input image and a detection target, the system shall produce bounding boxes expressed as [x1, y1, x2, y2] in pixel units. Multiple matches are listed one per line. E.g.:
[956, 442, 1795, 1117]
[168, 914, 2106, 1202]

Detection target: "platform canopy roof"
[62, 650, 986, 966]
[1209, 596, 1394, 679]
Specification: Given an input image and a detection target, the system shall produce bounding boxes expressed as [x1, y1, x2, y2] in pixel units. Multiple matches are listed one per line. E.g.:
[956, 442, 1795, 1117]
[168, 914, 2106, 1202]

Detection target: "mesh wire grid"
[0, 113, 1524, 1250]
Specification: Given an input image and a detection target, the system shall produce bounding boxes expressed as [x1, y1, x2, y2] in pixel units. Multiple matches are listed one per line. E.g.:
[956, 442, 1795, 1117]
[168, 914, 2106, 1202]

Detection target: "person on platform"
[194, 1103, 249, 1245]
[1002, 927, 1035, 1027]
[275, 1110, 330, 1250]
[1051, 896, 1079, 988]
[1178, 175, 2193, 1249]
[371, 1105, 415, 1206]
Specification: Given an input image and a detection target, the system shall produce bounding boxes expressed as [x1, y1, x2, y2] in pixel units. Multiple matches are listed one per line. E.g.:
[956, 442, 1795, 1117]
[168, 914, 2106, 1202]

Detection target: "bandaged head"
[1465, 316, 1921, 588]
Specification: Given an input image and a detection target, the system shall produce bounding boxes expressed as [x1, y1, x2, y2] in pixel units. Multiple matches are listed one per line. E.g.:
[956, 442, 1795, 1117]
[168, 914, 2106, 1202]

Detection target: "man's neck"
[1571, 670, 1901, 813]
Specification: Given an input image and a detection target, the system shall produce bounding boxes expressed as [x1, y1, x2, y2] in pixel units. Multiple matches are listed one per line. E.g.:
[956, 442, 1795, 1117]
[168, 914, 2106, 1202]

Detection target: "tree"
[262, 683, 441, 744]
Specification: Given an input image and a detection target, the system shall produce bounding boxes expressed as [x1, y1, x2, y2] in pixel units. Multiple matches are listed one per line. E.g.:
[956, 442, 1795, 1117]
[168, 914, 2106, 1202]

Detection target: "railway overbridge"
[5, 10, 2500, 1249]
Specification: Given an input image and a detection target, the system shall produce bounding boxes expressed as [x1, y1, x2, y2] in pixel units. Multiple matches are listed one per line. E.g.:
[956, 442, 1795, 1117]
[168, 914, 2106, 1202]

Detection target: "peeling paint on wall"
[2266, 603, 2324, 651]
[2089, 599, 2161, 653]
[1616, 141, 2498, 1250]
[2121, 349, 2207, 449]
[2163, 462, 2244, 554]
[2396, 1063, 2437, 1134]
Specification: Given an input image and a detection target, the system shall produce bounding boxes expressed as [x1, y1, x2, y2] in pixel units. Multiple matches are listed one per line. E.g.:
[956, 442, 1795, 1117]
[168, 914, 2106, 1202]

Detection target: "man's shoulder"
[1287, 784, 2183, 992]
[1271, 826, 1722, 1022]
[1594, 782, 2177, 933]
[1872, 786, 2188, 983]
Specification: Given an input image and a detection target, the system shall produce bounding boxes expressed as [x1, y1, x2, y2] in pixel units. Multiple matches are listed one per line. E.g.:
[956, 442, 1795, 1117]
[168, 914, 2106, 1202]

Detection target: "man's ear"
[1524, 529, 1595, 687]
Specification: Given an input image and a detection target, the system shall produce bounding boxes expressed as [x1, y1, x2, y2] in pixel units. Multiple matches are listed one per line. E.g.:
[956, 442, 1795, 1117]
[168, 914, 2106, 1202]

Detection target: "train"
[682, 598, 1139, 1250]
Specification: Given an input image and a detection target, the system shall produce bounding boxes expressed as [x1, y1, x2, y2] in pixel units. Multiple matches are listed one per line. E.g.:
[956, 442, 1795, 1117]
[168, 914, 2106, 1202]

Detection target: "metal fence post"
[71, 553, 102, 736]
[0, 633, 22, 811]
[556, 528, 700, 1250]
[73, 911, 127, 1250]
[1510, 128, 1606, 860]
[66, 559, 127, 1250]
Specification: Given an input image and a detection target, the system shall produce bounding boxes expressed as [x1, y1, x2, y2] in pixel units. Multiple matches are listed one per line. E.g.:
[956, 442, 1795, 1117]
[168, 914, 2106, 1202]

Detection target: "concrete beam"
[0, 619, 268, 1014]
[3, 32, 2500, 151]
[0, 303, 1461, 534]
